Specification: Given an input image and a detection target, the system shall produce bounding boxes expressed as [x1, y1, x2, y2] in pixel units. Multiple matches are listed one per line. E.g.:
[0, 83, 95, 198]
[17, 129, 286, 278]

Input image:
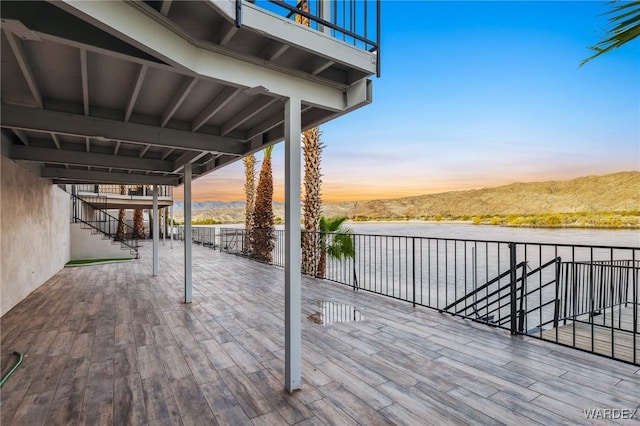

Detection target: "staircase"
[71, 193, 139, 259]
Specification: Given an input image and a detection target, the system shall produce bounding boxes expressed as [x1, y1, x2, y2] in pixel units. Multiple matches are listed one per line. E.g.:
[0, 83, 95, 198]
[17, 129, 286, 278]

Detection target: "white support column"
[170, 204, 174, 249]
[184, 164, 193, 303]
[284, 97, 302, 392]
[152, 184, 159, 276]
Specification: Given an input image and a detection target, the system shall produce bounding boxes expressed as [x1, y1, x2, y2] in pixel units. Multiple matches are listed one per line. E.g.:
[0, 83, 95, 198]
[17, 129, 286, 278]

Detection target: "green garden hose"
[0, 351, 24, 387]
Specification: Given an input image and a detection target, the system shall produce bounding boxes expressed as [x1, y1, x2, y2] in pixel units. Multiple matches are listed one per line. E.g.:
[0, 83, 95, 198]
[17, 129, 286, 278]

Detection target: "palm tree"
[302, 127, 323, 276]
[581, 1, 640, 66]
[243, 154, 256, 254]
[295, 2, 325, 276]
[316, 216, 355, 279]
[133, 185, 146, 239]
[251, 146, 275, 263]
[115, 185, 126, 241]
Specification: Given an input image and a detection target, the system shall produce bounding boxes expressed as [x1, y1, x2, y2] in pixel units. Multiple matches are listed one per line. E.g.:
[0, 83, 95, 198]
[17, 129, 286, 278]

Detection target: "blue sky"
[179, 1, 639, 202]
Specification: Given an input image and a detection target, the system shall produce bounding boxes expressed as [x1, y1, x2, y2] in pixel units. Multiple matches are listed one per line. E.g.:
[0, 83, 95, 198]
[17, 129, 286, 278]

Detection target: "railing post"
[509, 243, 518, 335]
[235, 0, 242, 28]
[412, 237, 416, 307]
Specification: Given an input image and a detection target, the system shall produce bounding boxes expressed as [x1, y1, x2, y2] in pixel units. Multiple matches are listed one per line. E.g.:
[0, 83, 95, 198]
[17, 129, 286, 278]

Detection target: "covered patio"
[2, 243, 639, 425]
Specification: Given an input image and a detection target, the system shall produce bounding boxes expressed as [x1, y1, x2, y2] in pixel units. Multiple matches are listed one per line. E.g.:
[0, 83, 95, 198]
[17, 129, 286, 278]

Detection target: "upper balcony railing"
[75, 184, 173, 198]
[238, 0, 381, 76]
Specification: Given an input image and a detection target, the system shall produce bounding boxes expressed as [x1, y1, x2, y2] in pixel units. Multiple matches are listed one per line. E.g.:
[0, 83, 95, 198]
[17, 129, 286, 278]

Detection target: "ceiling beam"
[172, 151, 209, 173]
[246, 104, 313, 140]
[80, 48, 89, 115]
[11, 145, 176, 172]
[2, 104, 246, 155]
[220, 97, 278, 137]
[139, 145, 151, 158]
[191, 86, 241, 132]
[55, 1, 359, 112]
[85, 136, 90, 152]
[268, 43, 290, 62]
[125, 64, 148, 122]
[4, 29, 43, 109]
[161, 77, 198, 127]
[114, 140, 121, 155]
[42, 167, 179, 185]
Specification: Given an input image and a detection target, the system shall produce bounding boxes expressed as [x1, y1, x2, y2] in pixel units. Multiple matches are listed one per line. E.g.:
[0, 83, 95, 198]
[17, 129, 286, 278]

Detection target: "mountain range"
[172, 171, 639, 223]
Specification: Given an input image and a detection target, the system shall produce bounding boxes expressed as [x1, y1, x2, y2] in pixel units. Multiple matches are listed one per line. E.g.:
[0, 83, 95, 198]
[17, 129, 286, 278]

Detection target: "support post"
[152, 184, 159, 276]
[319, 0, 331, 35]
[509, 243, 517, 335]
[284, 97, 302, 392]
[170, 204, 174, 249]
[184, 164, 193, 303]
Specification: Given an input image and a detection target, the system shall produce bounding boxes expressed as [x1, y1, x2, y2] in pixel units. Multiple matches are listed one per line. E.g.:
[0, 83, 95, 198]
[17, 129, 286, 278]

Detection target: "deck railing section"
[174, 225, 638, 365]
[75, 184, 173, 198]
[71, 194, 139, 258]
[239, 0, 381, 76]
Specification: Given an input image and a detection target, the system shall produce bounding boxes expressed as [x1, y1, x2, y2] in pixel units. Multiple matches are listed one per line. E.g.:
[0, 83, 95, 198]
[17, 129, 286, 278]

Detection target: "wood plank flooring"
[2, 242, 640, 425]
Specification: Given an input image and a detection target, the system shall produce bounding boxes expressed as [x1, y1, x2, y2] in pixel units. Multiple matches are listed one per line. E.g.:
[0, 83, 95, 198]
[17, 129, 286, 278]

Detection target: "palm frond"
[581, 0, 640, 67]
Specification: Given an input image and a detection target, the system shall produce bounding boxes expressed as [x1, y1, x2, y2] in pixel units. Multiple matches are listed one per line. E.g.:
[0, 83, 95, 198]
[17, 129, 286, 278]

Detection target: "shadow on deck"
[1, 242, 639, 425]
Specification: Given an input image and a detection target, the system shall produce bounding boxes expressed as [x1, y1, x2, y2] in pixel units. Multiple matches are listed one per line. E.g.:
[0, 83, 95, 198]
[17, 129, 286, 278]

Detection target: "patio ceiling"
[0, 0, 375, 186]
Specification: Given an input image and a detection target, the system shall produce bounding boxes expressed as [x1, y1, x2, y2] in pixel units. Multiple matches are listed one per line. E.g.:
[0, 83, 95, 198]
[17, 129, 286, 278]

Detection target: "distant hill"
[172, 172, 640, 223]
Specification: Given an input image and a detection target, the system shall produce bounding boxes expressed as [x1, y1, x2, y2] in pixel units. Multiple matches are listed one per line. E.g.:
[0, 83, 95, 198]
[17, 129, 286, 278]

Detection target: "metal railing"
[75, 184, 173, 198]
[208, 227, 639, 365]
[170, 225, 638, 364]
[71, 194, 139, 258]
[238, 0, 381, 76]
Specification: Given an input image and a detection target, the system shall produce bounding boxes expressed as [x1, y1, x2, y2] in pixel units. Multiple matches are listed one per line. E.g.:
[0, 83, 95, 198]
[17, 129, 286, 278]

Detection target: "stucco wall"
[70, 223, 134, 260]
[1, 155, 71, 316]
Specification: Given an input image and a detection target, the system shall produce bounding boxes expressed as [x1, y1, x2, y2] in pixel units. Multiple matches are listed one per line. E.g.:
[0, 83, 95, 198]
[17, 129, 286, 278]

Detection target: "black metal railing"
[238, 0, 381, 76]
[75, 184, 173, 198]
[174, 225, 639, 365]
[71, 194, 139, 258]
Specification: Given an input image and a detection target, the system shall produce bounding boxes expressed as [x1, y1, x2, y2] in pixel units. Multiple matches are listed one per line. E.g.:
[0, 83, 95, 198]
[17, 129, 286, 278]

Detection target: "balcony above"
[0, 0, 379, 187]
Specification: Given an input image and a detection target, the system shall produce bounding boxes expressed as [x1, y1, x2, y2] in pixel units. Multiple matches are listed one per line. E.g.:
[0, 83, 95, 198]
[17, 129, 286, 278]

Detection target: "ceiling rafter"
[80, 48, 89, 115]
[161, 147, 175, 160]
[125, 64, 148, 122]
[312, 60, 335, 76]
[161, 77, 198, 127]
[42, 167, 179, 185]
[219, 21, 238, 46]
[4, 29, 43, 109]
[220, 97, 279, 137]
[246, 104, 313, 140]
[160, 0, 173, 16]
[85, 136, 90, 152]
[51, 133, 61, 149]
[114, 140, 121, 155]
[11, 145, 176, 172]
[2, 105, 246, 155]
[139, 144, 151, 158]
[191, 86, 241, 132]
[13, 129, 29, 146]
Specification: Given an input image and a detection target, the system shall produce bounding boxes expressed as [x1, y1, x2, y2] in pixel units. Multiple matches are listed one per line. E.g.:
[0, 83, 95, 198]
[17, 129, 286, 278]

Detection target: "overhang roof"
[1, 0, 376, 186]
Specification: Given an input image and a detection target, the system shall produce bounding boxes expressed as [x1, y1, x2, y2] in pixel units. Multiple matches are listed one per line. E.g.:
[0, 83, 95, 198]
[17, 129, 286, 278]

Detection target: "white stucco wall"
[70, 223, 135, 260]
[1, 155, 71, 316]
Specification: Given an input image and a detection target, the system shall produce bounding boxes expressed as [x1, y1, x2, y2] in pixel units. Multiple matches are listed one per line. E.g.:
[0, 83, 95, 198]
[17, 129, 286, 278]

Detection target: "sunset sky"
[175, 1, 639, 203]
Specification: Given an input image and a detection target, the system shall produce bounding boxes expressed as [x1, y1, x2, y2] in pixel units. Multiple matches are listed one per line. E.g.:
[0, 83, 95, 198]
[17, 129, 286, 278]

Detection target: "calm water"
[346, 222, 639, 248]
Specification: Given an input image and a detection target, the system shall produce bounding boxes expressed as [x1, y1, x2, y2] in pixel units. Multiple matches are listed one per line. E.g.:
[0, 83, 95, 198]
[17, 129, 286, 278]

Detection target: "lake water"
[215, 221, 639, 248]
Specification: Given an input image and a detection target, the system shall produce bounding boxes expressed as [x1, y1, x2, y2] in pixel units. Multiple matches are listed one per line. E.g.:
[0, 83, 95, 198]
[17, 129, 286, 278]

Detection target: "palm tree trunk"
[296, 3, 324, 276]
[302, 127, 322, 276]
[251, 146, 275, 263]
[243, 154, 256, 254]
[116, 185, 126, 241]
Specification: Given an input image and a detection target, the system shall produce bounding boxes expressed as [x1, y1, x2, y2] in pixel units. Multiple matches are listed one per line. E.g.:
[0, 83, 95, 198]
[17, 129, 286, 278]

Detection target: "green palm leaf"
[581, 0, 640, 67]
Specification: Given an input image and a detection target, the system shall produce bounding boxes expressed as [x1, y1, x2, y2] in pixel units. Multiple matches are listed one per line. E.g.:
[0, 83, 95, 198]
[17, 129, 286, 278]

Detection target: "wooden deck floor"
[540, 306, 639, 365]
[2, 242, 640, 425]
